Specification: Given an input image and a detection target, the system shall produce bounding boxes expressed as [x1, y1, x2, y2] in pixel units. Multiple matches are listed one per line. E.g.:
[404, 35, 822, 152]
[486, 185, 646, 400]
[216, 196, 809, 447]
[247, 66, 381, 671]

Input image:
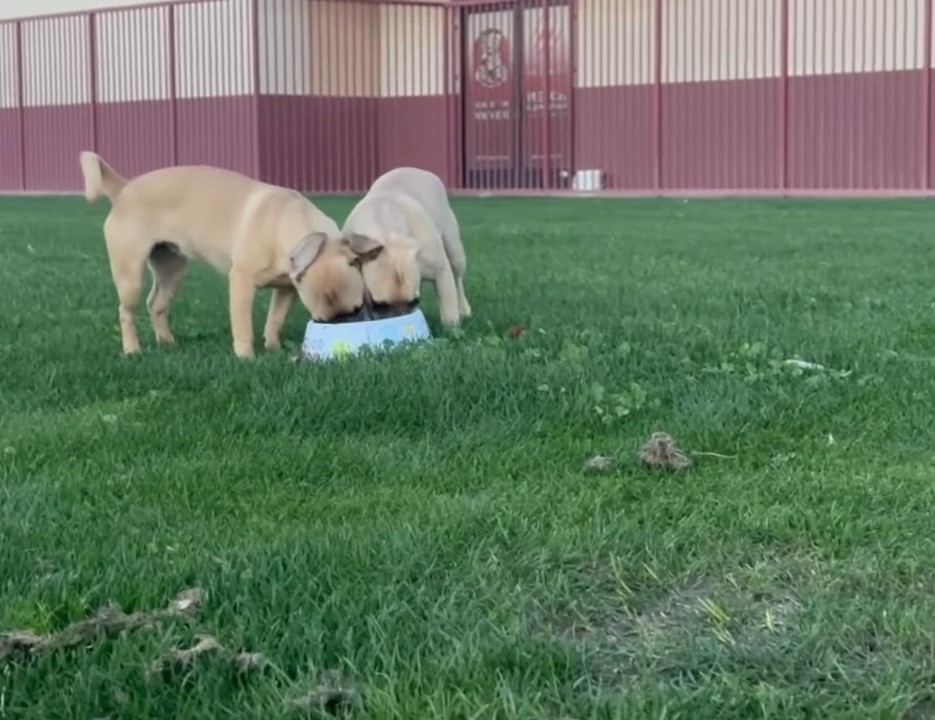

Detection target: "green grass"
[3, 194, 935, 719]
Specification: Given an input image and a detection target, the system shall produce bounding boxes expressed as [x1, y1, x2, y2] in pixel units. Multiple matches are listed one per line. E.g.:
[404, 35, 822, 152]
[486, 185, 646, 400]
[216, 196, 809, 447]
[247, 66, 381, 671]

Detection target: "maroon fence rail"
[0, 0, 933, 196]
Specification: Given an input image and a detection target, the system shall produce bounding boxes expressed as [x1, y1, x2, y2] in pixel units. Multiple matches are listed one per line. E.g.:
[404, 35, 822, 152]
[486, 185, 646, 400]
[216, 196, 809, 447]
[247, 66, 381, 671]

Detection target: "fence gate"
[462, 0, 572, 190]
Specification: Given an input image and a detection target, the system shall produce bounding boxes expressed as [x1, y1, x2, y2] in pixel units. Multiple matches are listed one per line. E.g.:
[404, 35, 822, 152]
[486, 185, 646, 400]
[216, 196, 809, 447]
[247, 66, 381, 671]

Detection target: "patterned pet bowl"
[301, 308, 431, 361]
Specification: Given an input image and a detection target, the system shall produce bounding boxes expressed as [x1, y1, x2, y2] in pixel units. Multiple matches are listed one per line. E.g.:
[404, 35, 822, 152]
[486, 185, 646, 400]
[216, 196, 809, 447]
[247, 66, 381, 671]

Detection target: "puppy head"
[288, 232, 383, 323]
[353, 232, 421, 318]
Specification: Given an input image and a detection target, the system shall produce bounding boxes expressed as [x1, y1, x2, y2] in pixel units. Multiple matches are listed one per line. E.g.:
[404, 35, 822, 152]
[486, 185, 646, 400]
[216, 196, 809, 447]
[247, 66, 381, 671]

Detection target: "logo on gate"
[473, 28, 510, 88]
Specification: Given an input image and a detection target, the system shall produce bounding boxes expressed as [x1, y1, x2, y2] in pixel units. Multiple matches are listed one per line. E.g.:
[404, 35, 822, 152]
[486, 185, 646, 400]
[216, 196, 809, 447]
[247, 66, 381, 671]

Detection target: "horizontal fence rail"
[0, 0, 933, 195]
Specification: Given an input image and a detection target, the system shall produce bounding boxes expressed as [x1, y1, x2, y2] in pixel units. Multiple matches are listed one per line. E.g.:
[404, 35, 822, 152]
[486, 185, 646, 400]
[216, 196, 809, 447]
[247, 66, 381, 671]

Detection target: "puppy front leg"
[433, 264, 462, 328]
[455, 274, 472, 319]
[228, 269, 257, 359]
[263, 286, 296, 350]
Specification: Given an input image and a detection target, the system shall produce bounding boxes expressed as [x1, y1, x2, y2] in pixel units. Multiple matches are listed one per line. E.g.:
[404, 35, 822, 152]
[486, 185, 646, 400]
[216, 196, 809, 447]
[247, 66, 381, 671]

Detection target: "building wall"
[573, 0, 932, 190]
[0, 0, 175, 21]
[0, 0, 454, 191]
[0, 0, 258, 189]
[1, 0, 934, 193]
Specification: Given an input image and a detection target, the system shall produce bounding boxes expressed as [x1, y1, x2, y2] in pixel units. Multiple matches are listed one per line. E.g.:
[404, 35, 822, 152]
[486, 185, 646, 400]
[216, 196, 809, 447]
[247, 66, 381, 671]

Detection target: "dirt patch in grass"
[541, 555, 812, 687]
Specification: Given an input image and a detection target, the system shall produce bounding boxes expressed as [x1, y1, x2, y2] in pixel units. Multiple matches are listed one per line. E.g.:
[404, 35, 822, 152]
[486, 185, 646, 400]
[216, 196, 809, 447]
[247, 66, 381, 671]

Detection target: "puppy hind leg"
[105, 233, 149, 355]
[146, 243, 188, 345]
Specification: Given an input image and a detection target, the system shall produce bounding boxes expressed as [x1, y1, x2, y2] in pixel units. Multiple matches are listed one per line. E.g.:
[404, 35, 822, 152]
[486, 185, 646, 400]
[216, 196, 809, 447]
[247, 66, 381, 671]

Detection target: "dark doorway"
[460, 0, 573, 189]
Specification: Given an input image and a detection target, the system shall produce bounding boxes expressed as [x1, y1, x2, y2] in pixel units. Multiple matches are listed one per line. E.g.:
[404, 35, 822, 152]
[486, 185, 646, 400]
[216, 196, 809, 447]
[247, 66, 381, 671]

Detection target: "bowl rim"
[305, 307, 428, 330]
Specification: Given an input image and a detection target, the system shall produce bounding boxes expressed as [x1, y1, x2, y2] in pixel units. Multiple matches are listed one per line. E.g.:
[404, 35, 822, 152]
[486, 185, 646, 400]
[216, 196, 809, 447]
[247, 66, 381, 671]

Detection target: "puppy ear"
[344, 233, 384, 265]
[289, 232, 328, 276]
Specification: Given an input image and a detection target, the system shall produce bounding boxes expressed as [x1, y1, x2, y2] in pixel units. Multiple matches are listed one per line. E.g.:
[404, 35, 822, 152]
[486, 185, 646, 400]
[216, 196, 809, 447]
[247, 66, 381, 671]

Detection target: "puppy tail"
[78, 151, 126, 205]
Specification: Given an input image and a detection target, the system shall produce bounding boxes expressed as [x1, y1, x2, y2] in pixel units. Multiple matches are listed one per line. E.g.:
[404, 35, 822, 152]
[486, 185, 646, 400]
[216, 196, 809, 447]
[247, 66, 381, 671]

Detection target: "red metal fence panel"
[0, 0, 933, 195]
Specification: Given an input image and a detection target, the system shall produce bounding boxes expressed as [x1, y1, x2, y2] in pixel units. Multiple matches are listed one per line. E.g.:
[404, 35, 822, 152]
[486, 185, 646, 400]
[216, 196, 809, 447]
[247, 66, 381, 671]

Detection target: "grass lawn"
[3, 194, 935, 719]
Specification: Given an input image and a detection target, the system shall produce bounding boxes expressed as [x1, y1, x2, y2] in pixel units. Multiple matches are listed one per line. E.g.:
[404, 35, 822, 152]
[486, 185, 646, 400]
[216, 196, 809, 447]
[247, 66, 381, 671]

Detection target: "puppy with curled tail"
[79, 151, 380, 359]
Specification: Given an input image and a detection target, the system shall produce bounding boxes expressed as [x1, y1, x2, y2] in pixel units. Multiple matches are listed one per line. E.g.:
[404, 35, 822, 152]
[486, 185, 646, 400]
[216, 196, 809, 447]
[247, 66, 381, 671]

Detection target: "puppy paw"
[440, 311, 462, 328]
[233, 343, 255, 360]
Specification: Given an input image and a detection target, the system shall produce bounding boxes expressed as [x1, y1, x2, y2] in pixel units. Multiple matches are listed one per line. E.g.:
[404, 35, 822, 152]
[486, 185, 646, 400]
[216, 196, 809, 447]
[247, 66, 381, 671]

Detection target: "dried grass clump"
[288, 671, 363, 717]
[147, 635, 267, 681]
[639, 432, 693, 471]
[0, 587, 205, 664]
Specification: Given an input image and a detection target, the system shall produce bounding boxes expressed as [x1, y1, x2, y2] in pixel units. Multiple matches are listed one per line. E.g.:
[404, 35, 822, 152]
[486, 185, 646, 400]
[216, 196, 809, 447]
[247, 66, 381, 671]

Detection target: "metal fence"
[0, 0, 933, 195]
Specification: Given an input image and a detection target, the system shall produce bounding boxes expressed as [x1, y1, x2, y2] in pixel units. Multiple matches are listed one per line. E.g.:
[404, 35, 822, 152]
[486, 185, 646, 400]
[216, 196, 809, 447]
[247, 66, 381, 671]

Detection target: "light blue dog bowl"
[301, 308, 431, 361]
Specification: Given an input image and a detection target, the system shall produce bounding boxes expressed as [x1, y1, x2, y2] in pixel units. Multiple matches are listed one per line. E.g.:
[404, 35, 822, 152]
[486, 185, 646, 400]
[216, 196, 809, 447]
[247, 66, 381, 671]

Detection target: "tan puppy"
[342, 167, 470, 327]
[79, 151, 380, 359]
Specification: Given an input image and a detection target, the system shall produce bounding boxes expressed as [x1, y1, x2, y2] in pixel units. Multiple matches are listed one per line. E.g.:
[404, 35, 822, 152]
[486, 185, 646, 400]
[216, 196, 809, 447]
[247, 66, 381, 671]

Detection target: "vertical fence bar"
[456, 5, 462, 190]
[224, 1, 233, 172]
[288, 0, 297, 190]
[830, 0, 839, 188]
[451, 6, 459, 189]
[226, 2, 235, 171]
[903, 0, 909, 188]
[858, 0, 867, 191]
[653, 0, 663, 190]
[925, 0, 932, 188]
[289, 0, 296, 191]
[251, 0, 261, 179]
[754, 0, 761, 187]
[168, 3, 178, 166]
[542, 0, 552, 189]
[391, 3, 401, 189]
[371, 0, 380, 190]
[302, 0, 311, 192]
[44, 18, 51, 183]
[353, 0, 363, 193]
[40, 18, 48, 186]
[338, 0, 347, 193]
[639, 0, 647, 191]
[16, 20, 26, 190]
[442, 4, 451, 186]
[276, 0, 285, 188]
[709, 0, 716, 187]
[305, 0, 311, 192]
[866, 0, 875, 191]
[846, 0, 855, 188]
[182, 1, 192, 166]
[313, 0, 323, 192]
[326, 0, 335, 192]
[780, 0, 789, 191]
[88, 12, 98, 153]
[569, 0, 576, 188]
[736, 1, 744, 188]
